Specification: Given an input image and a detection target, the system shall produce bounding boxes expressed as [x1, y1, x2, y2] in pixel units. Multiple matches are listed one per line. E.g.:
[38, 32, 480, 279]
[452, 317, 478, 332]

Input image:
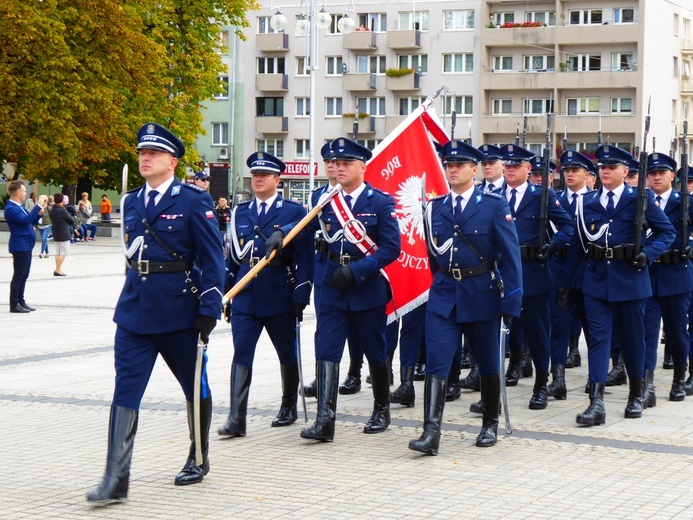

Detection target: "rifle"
[522, 116, 528, 148]
[450, 111, 457, 140]
[561, 124, 568, 190]
[681, 121, 689, 250]
[515, 123, 520, 145]
[633, 97, 652, 256]
[671, 123, 678, 163]
[538, 113, 552, 249]
[467, 120, 472, 145]
[598, 113, 603, 146]
[353, 113, 359, 140]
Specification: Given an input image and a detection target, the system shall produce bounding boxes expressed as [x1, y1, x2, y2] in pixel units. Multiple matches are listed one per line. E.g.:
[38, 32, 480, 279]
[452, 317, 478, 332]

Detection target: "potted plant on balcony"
[385, 67, 415, 78]
[342, 112, 370, 119]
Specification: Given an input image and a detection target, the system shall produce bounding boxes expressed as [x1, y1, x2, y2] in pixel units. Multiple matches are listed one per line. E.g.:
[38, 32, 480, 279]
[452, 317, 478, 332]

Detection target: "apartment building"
[196, 0, 693, 204]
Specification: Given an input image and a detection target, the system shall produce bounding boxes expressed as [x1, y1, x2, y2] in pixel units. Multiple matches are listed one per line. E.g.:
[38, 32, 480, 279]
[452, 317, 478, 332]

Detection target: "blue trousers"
[385, 304, 426, 367]
[39, 226, 51, 255]
[508, 294, 551, 374]
[231, 310, 297, 367]
[10, 250, 32, 308]
[644, 293, 691, 369]
[113, 326, 210, 409]
[316, 305, 387, 365]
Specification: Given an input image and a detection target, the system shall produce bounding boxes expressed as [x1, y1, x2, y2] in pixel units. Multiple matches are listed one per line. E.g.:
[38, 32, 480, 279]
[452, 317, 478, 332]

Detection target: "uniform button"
[143, 244, 148, 249]
[168, 226, 173, 230]
[254, 247, 258, 251]
[453, 247, 458, 252]
[141, 277, 147, 282]
[454, 263, 459, 267]
[145, 229, 150, 234]
[454, 233, 458, 237]
[608, 233, 612, 237]
[183, 289, 187, 294]
[474, 230, 478, 234]
[255, 235, 259, 239]
[609, 219, 614, 223]
[606, 261, 611, 265]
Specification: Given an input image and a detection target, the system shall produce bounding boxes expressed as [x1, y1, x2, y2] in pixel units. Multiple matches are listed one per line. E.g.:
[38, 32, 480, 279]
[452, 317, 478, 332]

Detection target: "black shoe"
[53, 271, 67, 276]
[19, 303, 36, 311]
[460, 341, 471, 369]
[547, 364, 567, 400]
[364, 362, 391, 434]
[566, 336, 581, 368]
[685, 373, 693, 396]
[642, 369, 657, 409]
[584, 379, 590, 394]
[301, 379, 317, 399]
[476, 374, 501, 447]
[272, 364, 299, 427]
[459, 365, 480, 391]
[528, 373, 549, 410]
[10, 305, 30, 313]
[605, 350, 626, 386]
[624, 379, 643, 418]
[218, 364, 251, 437]
[339, 358, 362, 395]
[470, 399, 501, 414]
[505, 351, 522, 387]
[670, 365, 688, 402]
[301, 361, 339, 442]
[520, 345, 533, 378]
[409, 374, 446, 455]
[576, 383, 606, 426]
[175, 397, 212, 486]
[390, 366, 415, 407]
[445, 364, 462, 402]
[413, 363, 426, 381]
[663, 351, 674, 370]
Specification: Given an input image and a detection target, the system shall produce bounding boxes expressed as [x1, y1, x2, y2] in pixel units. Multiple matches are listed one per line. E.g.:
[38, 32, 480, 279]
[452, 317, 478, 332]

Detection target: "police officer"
[477, 144, 505, 194]
[501, 144, 574, 410]
[559, 145, 675, 426]
[298, 137, 401, 442]
[87, 123, 224, 504]
[218, 152, 313, 437]
[194, 170, 211, 190]
[409, 140, 522, 455]
[643, 153, 693, 403]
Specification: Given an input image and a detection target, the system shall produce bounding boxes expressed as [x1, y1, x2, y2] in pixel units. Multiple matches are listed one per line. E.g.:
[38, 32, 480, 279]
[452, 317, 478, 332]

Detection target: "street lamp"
[270, 2, 355, 192]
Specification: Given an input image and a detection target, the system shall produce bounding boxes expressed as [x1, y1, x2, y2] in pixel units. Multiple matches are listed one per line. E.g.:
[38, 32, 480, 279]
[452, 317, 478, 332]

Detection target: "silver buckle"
[451, 268, 462, 281]
[138, 260, 150, 275]
[605, 248, 613, 259]
[249, 257, 260, 267]
[340, 254, 351, 266]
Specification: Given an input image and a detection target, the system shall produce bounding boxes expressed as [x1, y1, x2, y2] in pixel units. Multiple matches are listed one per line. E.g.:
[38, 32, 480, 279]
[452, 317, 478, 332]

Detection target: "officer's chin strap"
[230, 205, 255, 260]
[575, 193, 610, 252]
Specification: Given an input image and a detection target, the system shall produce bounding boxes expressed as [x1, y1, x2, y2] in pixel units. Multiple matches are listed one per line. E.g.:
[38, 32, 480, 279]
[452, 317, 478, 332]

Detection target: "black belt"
[127, 259, 194, 274]
[241, 256, 286, 268]
[556, 245, 570, 258]
[519, 244, 540, 260]
[585, 243, 635, 261]
[655, 250, 687, 265]
[315, 238, 328, 253]
[329, 252, 365, 265]
[439, 262, 496, 281]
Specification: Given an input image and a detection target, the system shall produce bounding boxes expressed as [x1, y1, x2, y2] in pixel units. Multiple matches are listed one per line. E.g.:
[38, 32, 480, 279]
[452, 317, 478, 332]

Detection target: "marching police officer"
[87, 123, 224, 504]
[477, 144, 505, 194]
[409, 140, 522, 454]
[297, 137, 401, 442]
[559, 145, 675, 426]
[218, 152, 313, 437]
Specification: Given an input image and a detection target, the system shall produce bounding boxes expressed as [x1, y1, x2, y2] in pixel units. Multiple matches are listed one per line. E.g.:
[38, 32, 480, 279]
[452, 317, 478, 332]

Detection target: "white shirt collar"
[567, 186, 588, 198]
[655, 188, 673, 208]
[256, 193, 278, 213]
[145, 175, 175, 204]
[451, 184, 476, 210]
[344, 182, 367, 206]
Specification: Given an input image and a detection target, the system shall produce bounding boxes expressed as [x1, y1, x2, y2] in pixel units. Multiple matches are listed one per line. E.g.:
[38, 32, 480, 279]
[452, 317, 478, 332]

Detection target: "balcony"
[256, 33, 289, 52]
[482, 22, 639, 48]
[343, 30, 377, 51]
[255, 116, 288, 134]
[483, 69, 641, 91]
[385, 115, 406, 133]
[255, 74, 288, 92]
[342, 73, 376, 92]
[682, 76, 693, 97]
[478, 113, 637, 138]
[386, 30, 420, 49]
[386, 72, 420, 92]
[683, 38, 693, 56]
[342, 116, 375, 135]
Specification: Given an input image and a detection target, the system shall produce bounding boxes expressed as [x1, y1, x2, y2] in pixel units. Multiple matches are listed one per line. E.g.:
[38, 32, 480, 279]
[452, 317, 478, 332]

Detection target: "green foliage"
[385, 67, 414, 78]
[342, 113, 370, 119]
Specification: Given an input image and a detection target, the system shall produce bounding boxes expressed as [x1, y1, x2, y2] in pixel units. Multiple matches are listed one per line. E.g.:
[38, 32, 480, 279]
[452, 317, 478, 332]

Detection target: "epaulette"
[125, 185, 142, 195]
[281, 198, 303, 207]
[181, 183, 206, 193]
[370, 187, 392, 197]
[237, 199, 252, 206]
[430, 194, 448, 202]
[482, 191, 503, 199]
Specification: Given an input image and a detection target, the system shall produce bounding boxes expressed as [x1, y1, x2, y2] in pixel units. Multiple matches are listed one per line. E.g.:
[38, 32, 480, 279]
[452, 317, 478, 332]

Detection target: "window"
[492, 99, 512, 115]
[328, 16, 350, 34]
[356, 97, 386, 117]
[257, 57, 285, 74]
[398, 96, 425, 115]
[398, 54, 428, 74]
[296, 57, 310, 76]
[443, 53, 473, 73]
[523, 98, 553, 115]
[258, 17, 276, 34]
[611, 98, 632, 113]
[494, 12, 514, 26]
[613, 8, 634, 24]
[212, 123, 228, 145]
[444, 10, 475, 30]
[358, 13, 387, 32]
[493, 56, 513, 71]
[295, 140, 311, 159]
[326, 56, 344, 76]
[523, 55, 555, 71]
[443, 96, 473, 116]
[611, 52, 635, 71]
[290, 180, 328, 206]
[256, 139, 285, 158]
[526, 11, 556, 26]
[256, 97, 284, 117]
[567, 53, 602, 72]
[357, 55, 386, 74]
[674, 14, 680, 36]
[213, 76, 229, 99]
[326, 97, 343, 116]
[569, 9, 603, 25]
[296, 97, 310, 117]
[673, 100, 678, 121]
[684, 60, 691, 79]
[219, 30, 230, 53]
[674, 56, 680, 78]
[399, 11, 429, 31]
[567, 98, 600, 115]
[682, 101, 690, 122]
[567, 142, 600, 155]
[528, 144, 543, 156]
[357, 139, 382, 149]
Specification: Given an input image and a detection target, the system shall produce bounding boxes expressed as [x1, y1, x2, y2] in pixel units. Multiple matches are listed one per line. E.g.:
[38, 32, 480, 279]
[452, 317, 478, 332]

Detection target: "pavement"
[2, 236, 693, 519]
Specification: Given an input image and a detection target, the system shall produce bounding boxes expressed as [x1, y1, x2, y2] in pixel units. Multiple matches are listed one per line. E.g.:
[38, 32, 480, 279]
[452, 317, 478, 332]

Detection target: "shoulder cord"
[575, 194, 610, 253]
[230, 205, 255, 260]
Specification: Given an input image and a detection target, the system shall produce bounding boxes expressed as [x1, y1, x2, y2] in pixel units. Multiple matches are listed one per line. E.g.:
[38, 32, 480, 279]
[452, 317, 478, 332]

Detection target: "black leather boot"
[364, 362, 391, 433]
[446, 364, 462, 402]
[505, 350, 522, 386]
[218, 364, 251, 437]
[459, 363, 481, 391]
[469, 398, 501, 414]
[624, 378, 644, 418]
[175, 396, 212, 486]
[301, 361, 339, 442]
[390, 366, 415, 407]
[606, 349, 627, 386]
[642, 369, 657, 408]
[301, 379, 317, 398]
[339, 358, 362, 395]
[529, 371, 549, 410]
[409, 374, 446, 455]
[576, 382, 606, 426]
[663, 342, 674, 369]
[413, 347, 426, 381]
[547, 364, 567, 400]
[367, 351, 395, 385]
[476, 374, 500, 447]
[460, 339, 471, 369]
[565, 336, 581, 368]
[272, 364, 299, 426]
[685, 359, 693, 396]
[521, 344, 533, 378]
[670, 364, 688, 402]
[87, 405, 138, 504]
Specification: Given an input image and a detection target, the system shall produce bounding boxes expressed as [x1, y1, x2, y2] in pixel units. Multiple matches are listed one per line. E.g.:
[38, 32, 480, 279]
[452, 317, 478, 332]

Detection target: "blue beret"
[477, 144, 502, 162]
[646, 153, 677, 174]
[194, 171, 210, 180]
[320, 141, 335, 161]
[137, 123, 185, 158]
[331, 137, 372, 162]
[246, 151, 286, 175]
[627, 159, 640, 176]
[595, 144, 632, 166]
[440, 140, 483, 164]
[560, 150, 594, 172]
[499, 144, 535, 165]
[530, 156, 557, 173]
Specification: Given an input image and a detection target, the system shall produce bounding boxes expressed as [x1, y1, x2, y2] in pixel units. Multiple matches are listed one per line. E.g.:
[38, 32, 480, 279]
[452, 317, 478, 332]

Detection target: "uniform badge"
[240, 238, 244, 247]
[146, 124, 155, 134]
[433, 236, 438, 246]
[590, 224, 596, 231]
[326, 224, 331, 232]
[172, 185, 180, 196]
[124, 233, 129, 242]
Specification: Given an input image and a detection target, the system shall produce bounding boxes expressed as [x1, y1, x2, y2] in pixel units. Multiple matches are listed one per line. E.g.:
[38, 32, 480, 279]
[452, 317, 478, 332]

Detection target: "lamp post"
[270, 2, 354, 193]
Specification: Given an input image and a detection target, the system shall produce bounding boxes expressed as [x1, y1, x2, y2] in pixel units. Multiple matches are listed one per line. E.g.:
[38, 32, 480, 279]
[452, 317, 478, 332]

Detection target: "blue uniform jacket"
[510, 182, 574, 296]
[426, 188, 523, 321]
[561, 186, 676, 301]
[227, 197, 313, 317]
[649, 191, 693, 297]
[550, 188, 592, 289]
[114, 180, 225, 334]
[5, 202, 41, 253]
[309, 184, 331, 288]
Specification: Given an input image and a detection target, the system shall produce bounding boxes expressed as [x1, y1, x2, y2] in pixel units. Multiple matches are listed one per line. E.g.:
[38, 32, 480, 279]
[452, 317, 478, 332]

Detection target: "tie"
[146, 190, 159, 222]
[606, 191, 615, 216]
[508, 188, 517, 216]
[344, 194, 353, 208]
[656, 195, 662, 207]
[258, 201, 267, 225]
[570, 193, 578, 212]
[454, 195, 464, 226]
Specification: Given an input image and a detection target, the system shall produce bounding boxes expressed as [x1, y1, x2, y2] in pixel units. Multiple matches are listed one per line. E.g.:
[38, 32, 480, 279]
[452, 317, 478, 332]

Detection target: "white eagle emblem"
[395, 176, 425, 245]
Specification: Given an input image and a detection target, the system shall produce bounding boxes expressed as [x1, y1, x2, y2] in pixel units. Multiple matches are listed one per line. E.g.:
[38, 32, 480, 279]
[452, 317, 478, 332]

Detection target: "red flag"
[365, 106, 450, 322]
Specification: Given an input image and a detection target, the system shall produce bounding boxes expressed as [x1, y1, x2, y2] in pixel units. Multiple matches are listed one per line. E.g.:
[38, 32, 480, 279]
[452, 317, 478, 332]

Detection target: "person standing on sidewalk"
[99, 194, 112, 222]
[5, 181, 45, 313]
[87, 123, 224, 504]
[48, 193, 75, 276]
